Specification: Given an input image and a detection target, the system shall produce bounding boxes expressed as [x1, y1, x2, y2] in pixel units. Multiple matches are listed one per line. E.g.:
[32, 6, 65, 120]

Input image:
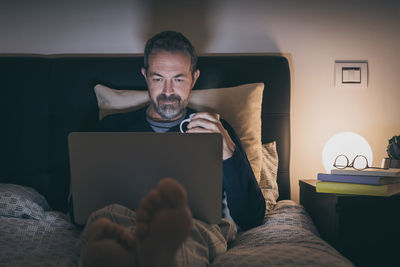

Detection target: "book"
[316, 181, 400, 196]
[331, 167, 400, 177]
[317, 173, 400, 185]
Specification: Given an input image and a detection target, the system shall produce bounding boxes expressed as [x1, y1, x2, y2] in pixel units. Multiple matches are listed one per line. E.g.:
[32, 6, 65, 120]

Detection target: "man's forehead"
[147, 52, 191, 75]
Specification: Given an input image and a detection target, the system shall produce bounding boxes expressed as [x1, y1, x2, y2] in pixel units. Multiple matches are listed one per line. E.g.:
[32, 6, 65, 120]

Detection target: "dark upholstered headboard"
[0, 54, 290, 211]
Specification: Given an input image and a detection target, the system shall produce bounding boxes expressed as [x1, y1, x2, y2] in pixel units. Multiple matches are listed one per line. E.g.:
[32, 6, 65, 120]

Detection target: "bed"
[0, 54, 353, 266]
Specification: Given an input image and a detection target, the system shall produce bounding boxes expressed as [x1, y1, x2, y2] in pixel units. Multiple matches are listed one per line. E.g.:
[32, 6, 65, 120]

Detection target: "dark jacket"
[96, 106, 266, 230]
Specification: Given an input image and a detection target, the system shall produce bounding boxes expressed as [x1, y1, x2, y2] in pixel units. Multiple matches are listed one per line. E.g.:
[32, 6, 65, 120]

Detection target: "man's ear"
[191, 69, 200, 88]
[141, 67, 147, 79]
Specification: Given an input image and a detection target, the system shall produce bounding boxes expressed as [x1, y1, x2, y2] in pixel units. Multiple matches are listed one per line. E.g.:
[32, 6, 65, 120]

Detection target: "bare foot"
[82, 218, 136, 266]
[82, 178, 193, 267]
[135, 178, 193, 267]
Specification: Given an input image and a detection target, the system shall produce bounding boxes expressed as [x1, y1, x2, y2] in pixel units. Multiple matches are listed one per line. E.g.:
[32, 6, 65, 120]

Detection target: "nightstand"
[299, 179, 400, 267]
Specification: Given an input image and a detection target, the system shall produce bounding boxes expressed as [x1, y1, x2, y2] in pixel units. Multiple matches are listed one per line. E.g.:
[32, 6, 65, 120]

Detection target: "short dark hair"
[144, 31, 197, 75]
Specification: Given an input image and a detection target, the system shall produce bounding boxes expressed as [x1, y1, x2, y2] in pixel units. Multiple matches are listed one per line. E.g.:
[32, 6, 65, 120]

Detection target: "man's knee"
[86, 204, 137, 233]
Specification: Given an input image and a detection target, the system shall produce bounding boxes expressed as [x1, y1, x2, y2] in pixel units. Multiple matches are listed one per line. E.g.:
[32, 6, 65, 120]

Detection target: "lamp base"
[381, 158, 400, 169]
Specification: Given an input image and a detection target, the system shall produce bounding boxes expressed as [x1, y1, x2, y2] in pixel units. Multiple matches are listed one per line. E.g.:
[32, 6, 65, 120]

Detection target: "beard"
[150, 93, 188, 120]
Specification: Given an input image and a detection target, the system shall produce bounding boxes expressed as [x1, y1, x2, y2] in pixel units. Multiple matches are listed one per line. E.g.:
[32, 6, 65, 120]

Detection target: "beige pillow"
[94, 83, 264, 182]
[95, 84, 150, 119]
[259, 141, 279, 212]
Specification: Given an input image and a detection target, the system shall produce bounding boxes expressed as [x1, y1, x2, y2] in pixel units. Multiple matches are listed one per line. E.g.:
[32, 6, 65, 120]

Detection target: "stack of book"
[316, 168, 400, 196]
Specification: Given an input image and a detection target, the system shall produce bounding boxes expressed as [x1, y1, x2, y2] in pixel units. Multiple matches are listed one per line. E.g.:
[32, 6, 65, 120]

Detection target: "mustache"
[156, 94, 181, 102]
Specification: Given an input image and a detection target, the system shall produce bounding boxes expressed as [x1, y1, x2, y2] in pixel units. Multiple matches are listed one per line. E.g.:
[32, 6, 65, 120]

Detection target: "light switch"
[342, 67, 361, 83]
[335, 61, 368, 88]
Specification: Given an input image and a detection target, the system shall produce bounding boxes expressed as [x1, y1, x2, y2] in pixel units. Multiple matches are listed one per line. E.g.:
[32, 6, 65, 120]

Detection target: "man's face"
[142, 50, 200, 121]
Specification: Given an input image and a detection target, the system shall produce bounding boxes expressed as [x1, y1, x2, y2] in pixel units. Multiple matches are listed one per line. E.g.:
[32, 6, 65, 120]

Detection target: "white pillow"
[94, 83, 264, 182]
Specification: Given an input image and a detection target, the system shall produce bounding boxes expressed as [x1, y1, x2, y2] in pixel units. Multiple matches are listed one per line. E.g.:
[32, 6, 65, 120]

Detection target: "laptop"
[68, 132, 222, 225]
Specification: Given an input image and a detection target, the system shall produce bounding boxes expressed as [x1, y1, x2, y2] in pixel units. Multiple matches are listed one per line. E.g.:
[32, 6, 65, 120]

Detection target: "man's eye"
[175, 78, 183, 82]
[152, 78, 162, 82]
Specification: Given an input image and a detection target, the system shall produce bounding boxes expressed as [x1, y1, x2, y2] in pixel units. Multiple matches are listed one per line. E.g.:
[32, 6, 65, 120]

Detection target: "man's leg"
[81, 178, 193, 267]
[175, 218, 237, 266]
[80, 177, 237, 267]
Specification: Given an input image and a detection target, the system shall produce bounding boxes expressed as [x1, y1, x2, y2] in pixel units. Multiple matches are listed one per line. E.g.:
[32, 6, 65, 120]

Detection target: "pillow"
[95, 84, 150, 119]
[94, 83, 264, 181]
[0, 183, 51, 220]
[259, 142, 279, 212]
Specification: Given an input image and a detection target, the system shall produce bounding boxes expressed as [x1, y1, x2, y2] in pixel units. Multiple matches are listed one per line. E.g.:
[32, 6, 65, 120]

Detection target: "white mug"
[180, 113, 196, 133]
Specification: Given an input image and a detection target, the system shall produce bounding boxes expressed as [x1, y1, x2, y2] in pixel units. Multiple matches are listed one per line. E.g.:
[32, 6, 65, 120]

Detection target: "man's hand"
[186, 112, 236, 160]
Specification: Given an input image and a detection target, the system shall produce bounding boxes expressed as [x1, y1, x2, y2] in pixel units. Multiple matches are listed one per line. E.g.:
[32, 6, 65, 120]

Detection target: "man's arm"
[186, 112, 235, 160]
[186, 112, 266, 230]
[221, 119, 266, 231]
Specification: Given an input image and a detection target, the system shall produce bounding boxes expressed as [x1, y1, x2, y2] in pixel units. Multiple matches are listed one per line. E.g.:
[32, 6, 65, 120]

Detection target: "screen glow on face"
[145, 51, 195, 120]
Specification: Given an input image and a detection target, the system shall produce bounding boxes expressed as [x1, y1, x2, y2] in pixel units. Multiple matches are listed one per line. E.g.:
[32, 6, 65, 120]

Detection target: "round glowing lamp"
[322, 132, 373, 173]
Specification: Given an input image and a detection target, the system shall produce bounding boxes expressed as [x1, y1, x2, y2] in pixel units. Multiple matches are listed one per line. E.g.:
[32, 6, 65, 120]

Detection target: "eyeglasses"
[333, 154, 389, 171]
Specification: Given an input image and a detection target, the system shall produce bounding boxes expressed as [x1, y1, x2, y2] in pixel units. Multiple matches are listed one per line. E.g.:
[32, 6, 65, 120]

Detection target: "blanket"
[0, 183, 353, 266]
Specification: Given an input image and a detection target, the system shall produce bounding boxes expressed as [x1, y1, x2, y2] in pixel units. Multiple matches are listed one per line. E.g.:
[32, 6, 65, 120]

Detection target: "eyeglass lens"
[352, 155, 368, 170]
[334, 155, 348, 168]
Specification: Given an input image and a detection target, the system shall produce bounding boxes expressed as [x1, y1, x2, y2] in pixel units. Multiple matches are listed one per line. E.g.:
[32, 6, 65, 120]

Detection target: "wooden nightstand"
[300, 179, 400, 267]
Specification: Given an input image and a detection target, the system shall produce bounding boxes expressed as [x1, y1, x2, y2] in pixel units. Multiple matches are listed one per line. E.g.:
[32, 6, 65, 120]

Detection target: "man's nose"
[162, 80, 174, 94]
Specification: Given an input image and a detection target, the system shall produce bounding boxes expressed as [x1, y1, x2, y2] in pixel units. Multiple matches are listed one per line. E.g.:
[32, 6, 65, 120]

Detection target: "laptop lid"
[68, 132, 222, 225]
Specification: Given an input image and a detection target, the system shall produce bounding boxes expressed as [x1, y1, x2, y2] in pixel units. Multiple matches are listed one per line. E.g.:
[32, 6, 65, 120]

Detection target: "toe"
[147, 189, 162, 210]
[136, 207, 150, 223]
[157, 178, 187, 208]
[85, 218, 113, 241]
[138, 190, 161, 214]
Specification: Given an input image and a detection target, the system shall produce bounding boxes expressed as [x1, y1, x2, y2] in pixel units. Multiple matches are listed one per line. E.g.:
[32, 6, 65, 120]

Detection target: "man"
[81, 30, 265, 266]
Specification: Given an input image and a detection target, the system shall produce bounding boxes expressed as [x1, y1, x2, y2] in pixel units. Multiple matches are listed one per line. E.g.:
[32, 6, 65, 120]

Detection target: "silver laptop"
[68, 132, 222, 225]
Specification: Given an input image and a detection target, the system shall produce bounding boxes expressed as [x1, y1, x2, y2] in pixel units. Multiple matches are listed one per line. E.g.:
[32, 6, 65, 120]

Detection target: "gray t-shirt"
[146, 111, 187, 132]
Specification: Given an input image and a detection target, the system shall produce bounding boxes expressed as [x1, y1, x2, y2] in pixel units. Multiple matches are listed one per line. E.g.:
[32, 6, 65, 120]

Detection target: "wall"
[1, 0, 399, 202]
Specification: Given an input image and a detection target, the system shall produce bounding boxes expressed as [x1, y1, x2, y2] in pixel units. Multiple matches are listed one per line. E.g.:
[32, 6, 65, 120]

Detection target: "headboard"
[0, 54, 291, 211]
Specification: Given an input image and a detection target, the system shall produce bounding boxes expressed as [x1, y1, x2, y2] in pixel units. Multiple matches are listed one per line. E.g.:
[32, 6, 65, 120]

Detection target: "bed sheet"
[211, 200, 354, 267]
[0, 200, 354, 267]
[0, 211, 81, 266]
